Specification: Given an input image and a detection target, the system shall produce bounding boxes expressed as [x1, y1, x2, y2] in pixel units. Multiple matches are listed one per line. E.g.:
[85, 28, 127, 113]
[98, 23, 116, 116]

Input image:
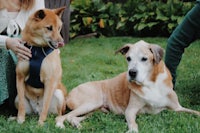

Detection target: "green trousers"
[165, 1, 200, 87]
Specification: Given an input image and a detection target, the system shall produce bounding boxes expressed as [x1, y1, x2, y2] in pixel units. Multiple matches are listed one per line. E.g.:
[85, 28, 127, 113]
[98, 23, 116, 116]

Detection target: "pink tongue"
[57, 42, 65, 47]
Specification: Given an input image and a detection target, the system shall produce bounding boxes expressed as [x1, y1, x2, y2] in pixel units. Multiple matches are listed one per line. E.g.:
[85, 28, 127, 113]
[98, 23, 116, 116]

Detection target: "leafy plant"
[70, 0, 195, 38]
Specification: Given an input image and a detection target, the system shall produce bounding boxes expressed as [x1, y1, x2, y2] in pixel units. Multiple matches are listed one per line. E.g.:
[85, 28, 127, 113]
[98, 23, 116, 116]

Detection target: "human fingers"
[16, 52, 30, 61]
[16, 44, 32, 59]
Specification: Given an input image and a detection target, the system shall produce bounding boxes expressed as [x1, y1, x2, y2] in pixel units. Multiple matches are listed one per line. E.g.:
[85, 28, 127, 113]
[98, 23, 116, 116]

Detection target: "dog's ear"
[115, 44, 131, 55]
[149, 44, 164, 64]
[34, 9, 46, 21]
[54, 6, 66, 18]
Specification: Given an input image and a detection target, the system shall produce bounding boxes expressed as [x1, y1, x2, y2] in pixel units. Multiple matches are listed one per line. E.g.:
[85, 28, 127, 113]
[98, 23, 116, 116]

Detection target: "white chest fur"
[136, 69, 171, 112]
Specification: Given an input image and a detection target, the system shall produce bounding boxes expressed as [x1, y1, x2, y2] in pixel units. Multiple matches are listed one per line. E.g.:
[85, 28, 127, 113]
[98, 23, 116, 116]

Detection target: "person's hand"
[6, 37, 32, 60]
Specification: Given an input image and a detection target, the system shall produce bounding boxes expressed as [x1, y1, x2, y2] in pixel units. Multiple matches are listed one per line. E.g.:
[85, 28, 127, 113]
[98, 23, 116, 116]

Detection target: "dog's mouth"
[47, 41, 65, 49]
[129, 78, 143, 85]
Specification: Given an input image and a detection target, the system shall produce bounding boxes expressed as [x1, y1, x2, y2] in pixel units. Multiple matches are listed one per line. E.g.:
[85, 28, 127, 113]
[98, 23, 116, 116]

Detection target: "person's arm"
[16, 0, 45, 30]
[0, 8, 9, 49]
[0, 36, 32, 60]
[33, 0, 45, 11]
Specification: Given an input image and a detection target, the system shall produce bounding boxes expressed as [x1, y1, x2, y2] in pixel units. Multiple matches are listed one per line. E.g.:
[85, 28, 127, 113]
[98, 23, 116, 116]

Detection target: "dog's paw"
[56, 116, 64, 123]
[195, 110, 200, 116]
[8, 116, 17, 121]
[17, 117, 25, 124]
[70, 117, 82, 128]
[126, 130, 138, 133]
[126, 128, 138, 133]
[38, 120, 44, 126]
[55, 116, 65, 128]
[198, 112, 200, 116]
[56, 121, 65, 128]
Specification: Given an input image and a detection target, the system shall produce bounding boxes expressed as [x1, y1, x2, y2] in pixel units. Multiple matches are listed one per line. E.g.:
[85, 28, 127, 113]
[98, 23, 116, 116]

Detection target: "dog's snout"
[129, 69, 137, 78]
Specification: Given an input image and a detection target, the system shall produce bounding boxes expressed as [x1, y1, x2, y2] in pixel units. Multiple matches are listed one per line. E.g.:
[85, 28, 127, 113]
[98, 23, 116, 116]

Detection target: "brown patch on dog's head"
[148, 44, 165, 82]
[32, 6, 65, 22]
[116, 41, 168, 86]
[149, 44, 164, 64]
[34, 9, 46, 21]
[53, 6, 66, 18]
[115, 44, 131, 55]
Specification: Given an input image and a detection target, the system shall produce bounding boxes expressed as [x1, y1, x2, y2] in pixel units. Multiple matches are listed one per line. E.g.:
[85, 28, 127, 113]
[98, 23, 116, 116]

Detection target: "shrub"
[70, 0, 194, 38]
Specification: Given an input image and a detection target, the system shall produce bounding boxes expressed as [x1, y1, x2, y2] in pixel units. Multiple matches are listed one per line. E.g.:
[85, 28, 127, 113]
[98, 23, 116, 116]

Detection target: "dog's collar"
[24, 43, 54, 57]
[25, 43, 54, 88]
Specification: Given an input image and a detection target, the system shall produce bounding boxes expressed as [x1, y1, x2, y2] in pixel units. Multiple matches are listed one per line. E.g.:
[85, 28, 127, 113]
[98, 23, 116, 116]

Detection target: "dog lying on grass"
[14, 7, 67, 125]
[56, 40, 200, 132]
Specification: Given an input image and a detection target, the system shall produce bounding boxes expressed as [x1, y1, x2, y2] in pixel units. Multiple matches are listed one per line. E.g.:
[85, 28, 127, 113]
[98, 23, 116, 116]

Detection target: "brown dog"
[15, 7, 67, 125]
[56, 40, 200, 132]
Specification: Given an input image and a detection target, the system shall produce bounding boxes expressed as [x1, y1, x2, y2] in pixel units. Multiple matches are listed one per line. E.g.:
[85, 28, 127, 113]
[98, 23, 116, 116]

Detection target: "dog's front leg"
[38, 80, 56, 125]
[125, 92, 145, 133]
[16, 72, 26, 124]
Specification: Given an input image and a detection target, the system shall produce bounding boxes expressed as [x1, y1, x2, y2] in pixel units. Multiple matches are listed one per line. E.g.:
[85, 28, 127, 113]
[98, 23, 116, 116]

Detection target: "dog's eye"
[127, 57, 131, 62]
[141, 57, 147, 62]
[46, 26, 53, 31]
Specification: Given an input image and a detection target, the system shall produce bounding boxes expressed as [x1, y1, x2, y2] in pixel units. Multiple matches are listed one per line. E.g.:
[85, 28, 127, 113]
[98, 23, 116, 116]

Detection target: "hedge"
[70, 0, 195, 38]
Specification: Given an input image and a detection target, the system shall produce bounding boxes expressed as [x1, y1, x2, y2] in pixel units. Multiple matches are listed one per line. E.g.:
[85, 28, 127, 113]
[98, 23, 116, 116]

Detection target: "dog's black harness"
[25, 44, 54, 88]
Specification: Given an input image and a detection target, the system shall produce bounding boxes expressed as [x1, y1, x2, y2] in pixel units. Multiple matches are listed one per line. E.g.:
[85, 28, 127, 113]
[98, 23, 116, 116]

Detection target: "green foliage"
[70, 0, 194, 38]
[70, 0, 124, 38]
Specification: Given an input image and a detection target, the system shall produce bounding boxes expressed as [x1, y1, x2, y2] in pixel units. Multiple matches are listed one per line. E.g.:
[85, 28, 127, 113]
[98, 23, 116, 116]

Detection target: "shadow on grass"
[0, 99, 17, 116]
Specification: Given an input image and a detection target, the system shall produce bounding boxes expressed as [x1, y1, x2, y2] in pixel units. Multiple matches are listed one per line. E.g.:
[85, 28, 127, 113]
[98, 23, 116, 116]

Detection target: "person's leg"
[0, 49, 17, 115]
[165, 2, 200, 87]
[0, 49, 9, 105]
[7, 51, 17, 114]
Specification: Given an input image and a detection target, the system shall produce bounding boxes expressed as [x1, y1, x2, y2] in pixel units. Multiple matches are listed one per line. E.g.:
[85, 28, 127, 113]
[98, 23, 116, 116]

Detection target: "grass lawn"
[0, 37, 200, 133]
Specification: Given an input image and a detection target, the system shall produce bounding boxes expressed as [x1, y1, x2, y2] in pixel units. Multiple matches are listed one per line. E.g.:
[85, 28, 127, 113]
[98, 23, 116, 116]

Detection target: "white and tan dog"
[56, 40, 200, 132]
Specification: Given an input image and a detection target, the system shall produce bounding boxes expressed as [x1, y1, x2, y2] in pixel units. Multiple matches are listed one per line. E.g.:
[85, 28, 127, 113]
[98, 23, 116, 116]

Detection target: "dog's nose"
[129, 69, 137, 79]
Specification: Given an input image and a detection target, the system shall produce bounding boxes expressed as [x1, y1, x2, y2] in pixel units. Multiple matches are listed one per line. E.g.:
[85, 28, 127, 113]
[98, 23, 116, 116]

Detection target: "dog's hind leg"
[48, 89, 65, 115]
[15, 95, 33, 115]
[8, 96, 33, 122]
[173, 106, 200, 116]
[56, 102, 102, 128]
[168, 91, 200, 116]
